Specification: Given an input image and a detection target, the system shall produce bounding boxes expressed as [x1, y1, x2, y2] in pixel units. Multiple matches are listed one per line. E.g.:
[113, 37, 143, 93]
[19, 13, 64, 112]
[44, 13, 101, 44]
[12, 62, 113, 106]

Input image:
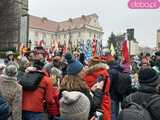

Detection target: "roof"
[58, 14, 98, 32]
[29, 15, 58, 32]
[29, 14, 101, 32]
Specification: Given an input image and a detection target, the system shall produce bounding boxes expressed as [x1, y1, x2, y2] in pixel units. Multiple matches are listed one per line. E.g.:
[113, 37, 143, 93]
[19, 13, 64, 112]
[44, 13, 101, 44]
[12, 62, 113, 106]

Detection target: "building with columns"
[29, 14, 103, 49]
[157, 29, 160, 50]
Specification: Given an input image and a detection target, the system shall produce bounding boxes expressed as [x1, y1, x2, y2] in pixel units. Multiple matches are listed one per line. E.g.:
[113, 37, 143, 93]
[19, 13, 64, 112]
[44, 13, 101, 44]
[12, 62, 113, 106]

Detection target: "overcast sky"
[29, 0, 160, 48]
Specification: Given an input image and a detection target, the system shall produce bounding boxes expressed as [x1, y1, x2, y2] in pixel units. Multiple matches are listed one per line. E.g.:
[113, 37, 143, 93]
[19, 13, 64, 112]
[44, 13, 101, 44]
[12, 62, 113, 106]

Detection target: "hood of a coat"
[0, 74, 17, 82]
[85, 63, 109, 75]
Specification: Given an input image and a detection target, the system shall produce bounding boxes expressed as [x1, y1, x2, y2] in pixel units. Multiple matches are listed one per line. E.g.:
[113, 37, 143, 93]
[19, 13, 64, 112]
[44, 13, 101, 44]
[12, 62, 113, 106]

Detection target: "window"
[35, 31, 38, 37]
[64, 34, 66, 39]
[99, 34, 102, 39]
[89, 32, 92, 38]
[58, 35, 60, 39]
[78, 32, 81, 37]
[52, 34, 55, 39]
[97, 33, 100, 39]
[43, 33, 46, 39]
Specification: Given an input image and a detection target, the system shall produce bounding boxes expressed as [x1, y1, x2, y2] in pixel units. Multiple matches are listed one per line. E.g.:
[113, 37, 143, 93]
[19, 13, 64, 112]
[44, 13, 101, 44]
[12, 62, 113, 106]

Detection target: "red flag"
[92, 34, 97, 57]
[121, 40, 129, 63]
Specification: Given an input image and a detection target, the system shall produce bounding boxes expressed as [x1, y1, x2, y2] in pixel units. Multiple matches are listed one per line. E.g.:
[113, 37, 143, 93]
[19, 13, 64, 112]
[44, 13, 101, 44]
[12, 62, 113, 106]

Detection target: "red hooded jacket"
[83, 63, 111, 120]
[22, 72, 54, 112]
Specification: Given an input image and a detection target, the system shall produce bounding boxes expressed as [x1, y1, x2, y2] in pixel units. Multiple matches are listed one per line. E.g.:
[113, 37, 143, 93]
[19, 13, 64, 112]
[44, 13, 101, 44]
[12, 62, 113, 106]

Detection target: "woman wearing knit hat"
[60, 74, 93, 118]
[60, 60, 93, 117]
[61, 52, 96, 118]
[60, 91, 90, 120]
[0, 62, 22, 120]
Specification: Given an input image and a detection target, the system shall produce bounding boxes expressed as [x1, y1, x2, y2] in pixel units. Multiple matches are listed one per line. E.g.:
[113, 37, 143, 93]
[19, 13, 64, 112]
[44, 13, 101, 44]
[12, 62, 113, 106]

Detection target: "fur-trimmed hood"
[85, 63, 109, 75]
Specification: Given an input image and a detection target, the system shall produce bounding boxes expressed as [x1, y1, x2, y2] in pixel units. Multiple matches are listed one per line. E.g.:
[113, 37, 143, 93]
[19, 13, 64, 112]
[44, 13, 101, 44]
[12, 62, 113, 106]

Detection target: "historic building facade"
[29, 14, 103, 49]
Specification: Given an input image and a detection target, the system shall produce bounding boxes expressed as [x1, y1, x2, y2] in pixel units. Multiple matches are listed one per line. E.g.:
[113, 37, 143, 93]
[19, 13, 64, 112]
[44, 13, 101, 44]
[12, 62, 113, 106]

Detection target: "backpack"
[19, 71, 44, 90]
[119, 102, 152, 120]
[143, 94, 160, 120]
[0, 93, 11, 120]
[116, 72, 132, 97]
[119, 93, 160, 120]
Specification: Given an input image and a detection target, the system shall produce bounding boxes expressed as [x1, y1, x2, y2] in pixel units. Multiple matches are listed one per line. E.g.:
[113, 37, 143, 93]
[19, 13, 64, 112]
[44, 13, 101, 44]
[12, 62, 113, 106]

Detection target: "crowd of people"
[0, 46, 160, 120]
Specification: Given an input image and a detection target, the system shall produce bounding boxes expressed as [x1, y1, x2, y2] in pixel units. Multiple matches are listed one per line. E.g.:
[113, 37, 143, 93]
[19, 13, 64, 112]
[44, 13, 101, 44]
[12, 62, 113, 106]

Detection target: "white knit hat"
[60, 91, 90, 120]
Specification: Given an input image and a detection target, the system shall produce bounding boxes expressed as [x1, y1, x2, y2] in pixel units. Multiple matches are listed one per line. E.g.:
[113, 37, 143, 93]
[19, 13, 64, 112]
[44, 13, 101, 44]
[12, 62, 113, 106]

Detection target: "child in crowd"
[48, 67, 62, 120]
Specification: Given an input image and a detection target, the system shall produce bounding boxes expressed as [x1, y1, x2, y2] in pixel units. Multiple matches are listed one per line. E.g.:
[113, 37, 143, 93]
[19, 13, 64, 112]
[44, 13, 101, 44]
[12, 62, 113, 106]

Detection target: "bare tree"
[0, 0, 21, 50]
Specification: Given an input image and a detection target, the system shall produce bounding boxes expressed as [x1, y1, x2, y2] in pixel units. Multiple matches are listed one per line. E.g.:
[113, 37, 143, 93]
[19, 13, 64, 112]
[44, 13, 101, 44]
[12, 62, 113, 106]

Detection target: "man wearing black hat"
[120, 67, 160, 120]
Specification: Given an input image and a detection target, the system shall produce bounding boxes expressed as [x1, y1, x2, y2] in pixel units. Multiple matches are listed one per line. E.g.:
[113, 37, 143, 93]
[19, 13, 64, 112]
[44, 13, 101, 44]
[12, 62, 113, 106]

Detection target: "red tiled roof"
[29, 14, 101, 32]
[29, 15, 58, 32]
[58, 15, 92, 32]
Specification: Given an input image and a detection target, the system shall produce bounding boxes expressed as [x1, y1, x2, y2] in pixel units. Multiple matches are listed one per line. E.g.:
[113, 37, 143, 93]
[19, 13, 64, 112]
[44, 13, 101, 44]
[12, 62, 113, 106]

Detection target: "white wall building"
[130, 40, 139, 55]
[29, 14, 104, 50]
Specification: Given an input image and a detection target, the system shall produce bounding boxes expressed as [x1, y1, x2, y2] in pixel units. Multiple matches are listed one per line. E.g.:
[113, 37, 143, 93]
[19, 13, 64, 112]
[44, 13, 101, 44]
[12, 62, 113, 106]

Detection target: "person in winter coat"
[79, 53, 86, 65]
[0, 63, 22, 120]
[60, 58, 94, 118]
[47, 67, 62, 120]
[83, 56, 111, 120]
[60, 91, 90, 120]
[22, 51, 54, 120]
[120, 67, 160, 120]
[109, 60, 123, 120]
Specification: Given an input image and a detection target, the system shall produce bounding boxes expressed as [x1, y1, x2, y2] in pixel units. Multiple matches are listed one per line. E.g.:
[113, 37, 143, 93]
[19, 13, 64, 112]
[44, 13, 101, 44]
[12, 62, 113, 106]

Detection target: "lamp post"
[127, 28, 134, 55]
[28, 40, 32, 49]
[26, 14, 29, 48]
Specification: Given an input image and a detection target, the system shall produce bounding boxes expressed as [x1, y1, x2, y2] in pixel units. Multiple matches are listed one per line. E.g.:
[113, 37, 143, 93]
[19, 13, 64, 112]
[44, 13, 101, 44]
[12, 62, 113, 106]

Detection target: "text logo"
[128, 0, 160, 9]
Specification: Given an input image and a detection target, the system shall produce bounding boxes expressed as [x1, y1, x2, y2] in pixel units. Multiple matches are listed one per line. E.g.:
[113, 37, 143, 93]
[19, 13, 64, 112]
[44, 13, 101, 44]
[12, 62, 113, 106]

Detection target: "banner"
[121, 40, 129, 63]
[92, 34, 97, 57]
[110, 43, 116, 56]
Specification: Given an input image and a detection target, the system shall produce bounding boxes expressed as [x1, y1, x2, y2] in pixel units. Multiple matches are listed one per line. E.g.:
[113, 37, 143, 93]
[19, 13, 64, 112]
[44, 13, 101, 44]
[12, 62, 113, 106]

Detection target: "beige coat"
[0, 75, 22, 120]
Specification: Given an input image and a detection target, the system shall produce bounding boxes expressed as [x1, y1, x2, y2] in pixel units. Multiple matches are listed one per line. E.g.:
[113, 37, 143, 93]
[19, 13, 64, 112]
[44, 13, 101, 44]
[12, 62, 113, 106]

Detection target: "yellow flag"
[110, 43, 116, 56]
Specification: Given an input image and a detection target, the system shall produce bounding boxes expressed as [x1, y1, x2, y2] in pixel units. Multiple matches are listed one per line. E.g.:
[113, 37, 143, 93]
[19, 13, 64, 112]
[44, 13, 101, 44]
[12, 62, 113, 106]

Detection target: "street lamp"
[127, 28, 134, 55]
[28, 40, 32, 49]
